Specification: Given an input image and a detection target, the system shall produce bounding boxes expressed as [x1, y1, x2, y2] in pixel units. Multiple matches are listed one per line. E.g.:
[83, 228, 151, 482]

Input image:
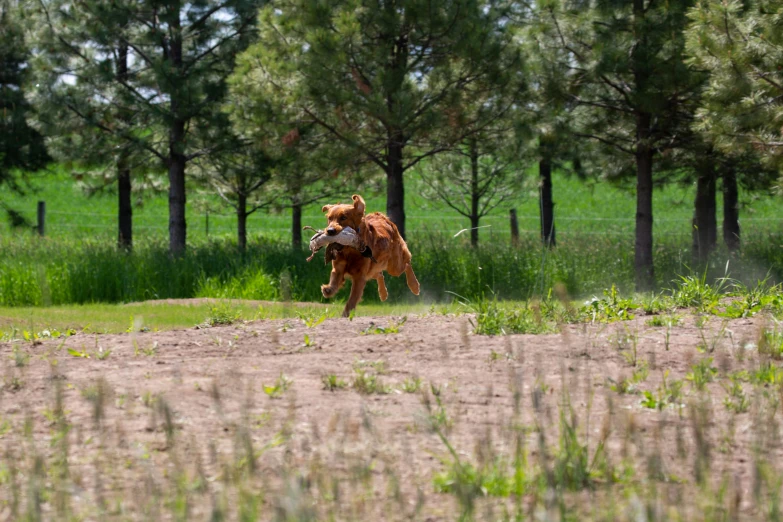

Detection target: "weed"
[400, 376, 423, 393]
[641, 291, 671, 315]
[263, 373, 292, 399]
[206, 303, 242, 327]
[749, 362, 783, 387]
[351, 370, 391, 395]
[723, 379, 750, 413]
[298, 310, 328, 328]
[134, 340, 158, 357]
[470, 298, 556, 335]
[488, 349, 515, 364]
[686, 357, 718, 391]
[4, 374, 23, 391]
[722, 276, 782, 318]
[433, 458, 514, 497]
[671, 270, 726, 312]
[10, 345, 30, 367]
[612, 325, 639, 367]
[353, 359, 388, 374]
[696, 319, 729, 353]
[321, 374, 348, 391]
[646, 314, 683, 327]
[582, 285, 637, 323]
[67, 347, 90, 359]
[759, 324, 783, 360]
[551, 400, 613, 490]
[641, 371, 685, 410]
[608, 361, 649, 394]
[361, 316, 407, 335]
[303, 333, 315, 348]
[141, 391, 158, 408]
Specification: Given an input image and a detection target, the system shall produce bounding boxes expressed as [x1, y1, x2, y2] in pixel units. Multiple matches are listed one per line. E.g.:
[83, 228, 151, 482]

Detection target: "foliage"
[206, 304, 243, 327]
[687, 0, 783, 176]
[31, 0, 264, 253]
[581, 285, 637, 323]
[232, 0, 521, 236]
[469, 298, 558, 336]
[361, 317, 407, 335]
[263, 373, 292, 399]
[0, 1, 49, 194]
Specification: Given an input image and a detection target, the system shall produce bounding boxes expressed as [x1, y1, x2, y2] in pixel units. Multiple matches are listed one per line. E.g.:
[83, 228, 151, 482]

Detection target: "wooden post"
[37, 201, 45, 236]
[509, 208, 519, 247]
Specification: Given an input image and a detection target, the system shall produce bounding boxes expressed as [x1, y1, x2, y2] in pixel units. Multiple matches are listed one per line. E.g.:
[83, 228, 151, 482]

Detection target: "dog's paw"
[321, 285, 336, 298]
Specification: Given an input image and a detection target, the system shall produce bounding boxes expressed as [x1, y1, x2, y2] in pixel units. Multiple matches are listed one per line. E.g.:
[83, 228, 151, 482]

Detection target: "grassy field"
[4, 164, 783, 243]
[1, 165, 782, 308]
[0, 299, 460, 337]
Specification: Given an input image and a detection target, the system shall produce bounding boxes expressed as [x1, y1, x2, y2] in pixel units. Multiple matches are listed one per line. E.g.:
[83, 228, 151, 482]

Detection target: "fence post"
[509, 208, 519, 247]
[37, 201, 45, 236]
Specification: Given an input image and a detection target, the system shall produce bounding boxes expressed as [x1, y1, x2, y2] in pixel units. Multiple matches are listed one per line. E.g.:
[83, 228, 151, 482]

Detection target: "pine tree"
[687, 0, 783, 174]
[685, 1, 783, 255]
[234, 0, 521, 238]
[540, 0, 703, 290]
[195, 137, 277, 251]
[32, 0, 262, 253]
[419, 129, 526, 247]
[0, 1, 49, 196]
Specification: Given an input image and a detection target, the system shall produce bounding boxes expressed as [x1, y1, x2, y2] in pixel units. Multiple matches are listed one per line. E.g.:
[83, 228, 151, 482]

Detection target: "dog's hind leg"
[343, 277, 367, 317]
[404, 263, 420, 295]
[375, 274, 388, 302]
[321, 267, 345, 299]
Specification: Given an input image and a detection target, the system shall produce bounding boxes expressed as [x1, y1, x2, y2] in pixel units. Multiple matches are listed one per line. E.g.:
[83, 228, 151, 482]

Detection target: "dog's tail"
[405, 263, 420, 295]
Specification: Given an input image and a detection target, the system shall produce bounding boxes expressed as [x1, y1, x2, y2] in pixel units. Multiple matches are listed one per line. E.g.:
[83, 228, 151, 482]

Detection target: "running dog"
[320, 195, 420, 317]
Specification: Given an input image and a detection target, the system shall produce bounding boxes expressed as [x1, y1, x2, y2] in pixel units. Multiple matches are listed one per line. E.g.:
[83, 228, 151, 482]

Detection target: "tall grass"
[1, 231, 782, 307]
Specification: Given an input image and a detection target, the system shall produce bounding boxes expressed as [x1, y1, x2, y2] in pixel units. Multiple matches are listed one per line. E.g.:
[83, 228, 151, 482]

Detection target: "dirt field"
[0, 307, 779, 520]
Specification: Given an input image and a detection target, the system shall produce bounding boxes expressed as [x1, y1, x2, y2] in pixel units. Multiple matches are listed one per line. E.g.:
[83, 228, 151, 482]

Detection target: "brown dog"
[321, 195, 420, 316]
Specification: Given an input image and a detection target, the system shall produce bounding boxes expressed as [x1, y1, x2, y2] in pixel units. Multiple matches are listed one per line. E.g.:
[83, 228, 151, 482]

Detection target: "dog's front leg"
[375, 274, 388, 302]
[343, 277, 367, 317]
[321, 263, 345, 299]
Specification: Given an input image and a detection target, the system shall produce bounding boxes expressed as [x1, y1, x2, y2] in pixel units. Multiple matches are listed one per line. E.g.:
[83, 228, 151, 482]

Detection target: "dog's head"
[322, 195, 365, 236]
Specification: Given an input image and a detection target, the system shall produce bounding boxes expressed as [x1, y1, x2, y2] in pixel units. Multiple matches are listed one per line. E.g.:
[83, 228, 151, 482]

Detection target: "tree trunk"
[634, 113, 655, 291]
[168, 123, 187, 255]
[118, 159, 132, 250]
[692, 164, 717, 264]
[723, 168, 740, 252]
[117, 42, 132, 250]
[384, 22, 409, 239]
[166, 8, 187, 255]
[539, 157, 556, 247]
[470, 140, 480, 247]
[292, 198, 302, 249]
[237, 193, 247, 251]
[386, 133, 406, 238]
[633, 1, 654, 291]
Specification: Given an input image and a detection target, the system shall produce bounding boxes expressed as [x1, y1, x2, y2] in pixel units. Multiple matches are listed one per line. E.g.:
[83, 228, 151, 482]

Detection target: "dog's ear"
[321, 204, 334, 213]
[352, 195, 365, 215]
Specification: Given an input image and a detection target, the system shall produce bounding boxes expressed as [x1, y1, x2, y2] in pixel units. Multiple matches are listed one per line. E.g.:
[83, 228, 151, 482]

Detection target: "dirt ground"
[0, 306, 777, 520]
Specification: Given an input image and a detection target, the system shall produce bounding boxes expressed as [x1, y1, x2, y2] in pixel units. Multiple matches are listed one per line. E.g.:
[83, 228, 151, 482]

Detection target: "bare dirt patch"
[0, 311, 778, 520]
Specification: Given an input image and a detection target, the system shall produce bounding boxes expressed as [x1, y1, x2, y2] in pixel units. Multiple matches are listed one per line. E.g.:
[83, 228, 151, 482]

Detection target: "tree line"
[1, 0, 782, 290]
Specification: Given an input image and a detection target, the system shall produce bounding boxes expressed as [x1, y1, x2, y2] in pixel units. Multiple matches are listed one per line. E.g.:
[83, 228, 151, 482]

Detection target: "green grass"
[1, 165, 782, 308]
[4, 164, 782, 243]
[0, 300, 460, 336]
[3, 228, 783, 308]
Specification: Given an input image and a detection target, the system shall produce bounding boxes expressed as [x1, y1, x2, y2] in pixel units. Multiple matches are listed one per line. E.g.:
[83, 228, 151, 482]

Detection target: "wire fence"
[7, 204, 782, 242]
